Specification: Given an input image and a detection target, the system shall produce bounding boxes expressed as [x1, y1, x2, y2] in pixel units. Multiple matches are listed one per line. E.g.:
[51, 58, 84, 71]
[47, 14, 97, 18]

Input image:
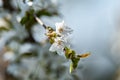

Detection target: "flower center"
[57, 40, 62, 45]
[59, 27, 63, 33]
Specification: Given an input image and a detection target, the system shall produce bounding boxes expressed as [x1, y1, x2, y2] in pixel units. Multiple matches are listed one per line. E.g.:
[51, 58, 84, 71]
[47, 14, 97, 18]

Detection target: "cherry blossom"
[55, 21, 73, 36]
[49, 37, 69, 56]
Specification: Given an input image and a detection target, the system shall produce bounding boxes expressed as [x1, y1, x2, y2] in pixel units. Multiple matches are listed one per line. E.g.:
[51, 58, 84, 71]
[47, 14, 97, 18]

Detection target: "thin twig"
[34, 15, 47, 29]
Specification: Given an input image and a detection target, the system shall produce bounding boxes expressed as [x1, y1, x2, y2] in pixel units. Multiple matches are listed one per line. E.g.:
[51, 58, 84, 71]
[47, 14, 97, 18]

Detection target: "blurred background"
[0, 0, 120, 80]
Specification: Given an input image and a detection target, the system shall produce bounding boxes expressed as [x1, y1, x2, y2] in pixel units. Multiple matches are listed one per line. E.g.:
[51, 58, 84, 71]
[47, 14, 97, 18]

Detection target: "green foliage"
[20, 9, 35, 29]
[20, 9, 58, 31]
[70, 56, 80, 73]
[0, 27, 10, 31]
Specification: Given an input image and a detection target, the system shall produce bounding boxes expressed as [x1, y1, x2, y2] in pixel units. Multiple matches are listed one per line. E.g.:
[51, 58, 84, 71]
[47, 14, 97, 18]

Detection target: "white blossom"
[19, 43, 34, 54]
[26, 1, 33, 6]
[55, 21, 73, 36]
[24, 0, 33, 6]
[49, 37, 69, 56]
[3, 51, 15, 61]
[49, 21, 72, 56]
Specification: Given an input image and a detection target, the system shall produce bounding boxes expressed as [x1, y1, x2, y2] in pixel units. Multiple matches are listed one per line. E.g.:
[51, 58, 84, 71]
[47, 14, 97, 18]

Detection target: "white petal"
[54, 37, 62, 42]
[57, 49, 64, 56]
[49, 43, 57, 52]
[55, 20, 73, 36]
[55, 21, 64, 28]
[19, 43, 33, 54]
[63, 26, 73, 35]
[3, 51, 15, 61]
[49, 39, 65, 55]
[26, 1, 33, 6]
[55, 21, 64, 33]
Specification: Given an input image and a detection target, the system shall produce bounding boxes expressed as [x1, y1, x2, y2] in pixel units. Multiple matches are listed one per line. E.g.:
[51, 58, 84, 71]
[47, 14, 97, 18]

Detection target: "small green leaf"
[0, 27, 10, 31]
[20, 9, 35, 28]
[72, 57, 80, 68]
[20, 16, 28, 25]
[20, 52, 38, 58]
[69, 57, 80, 73]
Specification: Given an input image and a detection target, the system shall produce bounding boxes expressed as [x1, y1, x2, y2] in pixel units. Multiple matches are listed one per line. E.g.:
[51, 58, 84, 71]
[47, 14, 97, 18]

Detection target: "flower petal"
[55, 21, 73, 36]
[49, 43, 57, 52]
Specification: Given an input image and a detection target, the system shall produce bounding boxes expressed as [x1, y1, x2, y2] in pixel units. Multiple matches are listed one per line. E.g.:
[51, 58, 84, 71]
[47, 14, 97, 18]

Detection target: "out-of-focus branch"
[2, 0, 20, 12]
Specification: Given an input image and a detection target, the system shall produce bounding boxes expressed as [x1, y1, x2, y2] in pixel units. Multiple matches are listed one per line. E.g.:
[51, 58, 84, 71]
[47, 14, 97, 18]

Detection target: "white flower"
[25, 0, 33, 6]
[27, 1, 33, 6]
[55, 21, 73, 36]
[3, 51, 15, 61]
[49, 37, 69, 56]
[49, 21, 72, 56]
[19, 43, 34, 54]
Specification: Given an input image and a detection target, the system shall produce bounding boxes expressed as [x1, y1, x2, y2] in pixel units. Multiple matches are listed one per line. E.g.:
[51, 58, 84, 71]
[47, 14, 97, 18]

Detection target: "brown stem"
[34, 14, 47, 29]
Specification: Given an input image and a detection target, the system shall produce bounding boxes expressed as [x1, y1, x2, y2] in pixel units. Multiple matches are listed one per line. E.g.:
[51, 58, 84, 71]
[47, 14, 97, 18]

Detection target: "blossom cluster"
[35, 17, 90, 73]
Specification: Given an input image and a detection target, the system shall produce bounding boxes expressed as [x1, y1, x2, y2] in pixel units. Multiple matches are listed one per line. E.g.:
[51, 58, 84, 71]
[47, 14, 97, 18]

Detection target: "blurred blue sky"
[58, 0, 120, 80]
[60, 0, 116, 53]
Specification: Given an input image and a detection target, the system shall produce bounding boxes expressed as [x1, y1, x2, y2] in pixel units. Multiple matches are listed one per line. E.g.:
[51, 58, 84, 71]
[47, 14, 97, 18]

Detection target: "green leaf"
[20, 16, 28, 25]
[20, 8, 59, 31]
[36, 9, 58, 17]
[20, 52, 38, 58]
[20, 9, 35, 26]
[0, 27, 10, 31]
[69, 57, 80, 73]
[72, 57, 80, 68]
